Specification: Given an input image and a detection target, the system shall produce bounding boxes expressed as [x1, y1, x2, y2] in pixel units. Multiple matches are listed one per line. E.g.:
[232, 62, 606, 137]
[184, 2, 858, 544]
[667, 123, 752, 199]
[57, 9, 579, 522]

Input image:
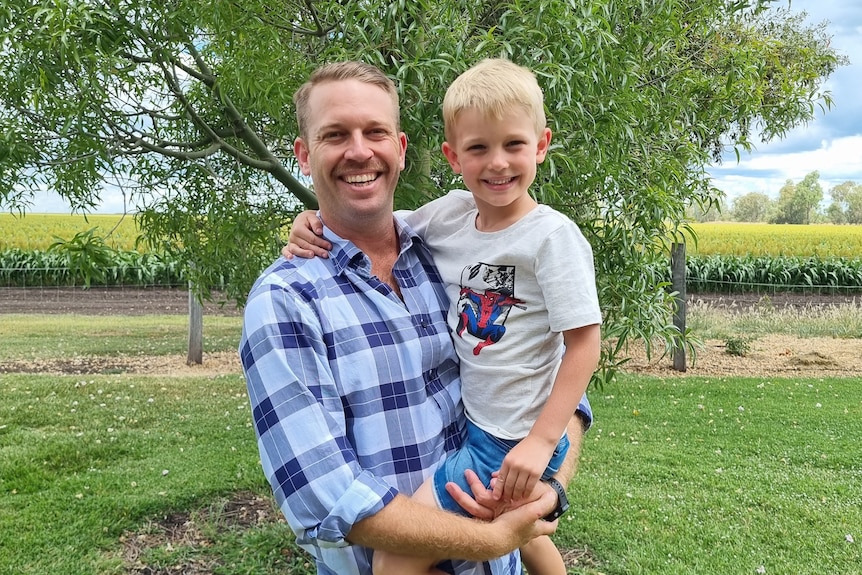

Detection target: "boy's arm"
[283, 210, 331, 259]
[494, 323, 601, 502]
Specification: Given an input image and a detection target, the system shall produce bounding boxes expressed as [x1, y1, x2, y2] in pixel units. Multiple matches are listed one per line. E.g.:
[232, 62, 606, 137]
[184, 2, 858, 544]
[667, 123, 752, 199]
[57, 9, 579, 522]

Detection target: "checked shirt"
[239, 216, 521, 575]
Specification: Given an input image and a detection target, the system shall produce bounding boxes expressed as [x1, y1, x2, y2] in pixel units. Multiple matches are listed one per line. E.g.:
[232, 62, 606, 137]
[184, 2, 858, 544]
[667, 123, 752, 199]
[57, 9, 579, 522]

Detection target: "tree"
[732, 192, 774, 222]
[686, 197, 728, 222]
[827, 181, 862, 224]
[773, 171, 824, 224]
[0, 0, 846, 382]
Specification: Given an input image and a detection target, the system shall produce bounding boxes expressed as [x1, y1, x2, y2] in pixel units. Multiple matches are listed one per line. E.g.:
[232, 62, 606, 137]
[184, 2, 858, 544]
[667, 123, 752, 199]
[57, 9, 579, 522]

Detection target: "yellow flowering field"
[686, 223, 862, 258]
[0, 213, 142, 251]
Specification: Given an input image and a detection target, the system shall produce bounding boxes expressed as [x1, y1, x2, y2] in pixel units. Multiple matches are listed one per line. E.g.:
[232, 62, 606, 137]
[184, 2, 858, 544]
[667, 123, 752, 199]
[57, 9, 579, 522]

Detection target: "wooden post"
[671, 242, 686, 372]
[187, 281, 203, 365]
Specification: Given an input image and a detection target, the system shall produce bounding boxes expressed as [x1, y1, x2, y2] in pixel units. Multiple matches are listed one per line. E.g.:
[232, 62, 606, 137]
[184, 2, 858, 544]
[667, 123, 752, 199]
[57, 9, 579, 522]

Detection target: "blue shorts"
[433, 419, 569, 516]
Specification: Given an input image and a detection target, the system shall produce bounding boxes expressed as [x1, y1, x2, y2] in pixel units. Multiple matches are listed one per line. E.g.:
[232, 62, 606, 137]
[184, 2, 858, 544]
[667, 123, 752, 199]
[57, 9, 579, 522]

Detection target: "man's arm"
[348, 489, 558, 562]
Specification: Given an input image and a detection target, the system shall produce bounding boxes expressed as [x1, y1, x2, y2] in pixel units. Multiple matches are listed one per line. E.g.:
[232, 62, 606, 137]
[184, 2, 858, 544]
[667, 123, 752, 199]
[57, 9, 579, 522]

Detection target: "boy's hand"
[494, 435, 555, 503]
[282, 211, 331, 259]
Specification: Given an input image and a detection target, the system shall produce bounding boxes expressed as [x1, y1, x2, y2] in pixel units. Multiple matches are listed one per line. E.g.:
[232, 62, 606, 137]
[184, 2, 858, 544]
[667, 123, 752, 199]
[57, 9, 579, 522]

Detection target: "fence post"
[671, 242, 687, 372]
[187, 280, 203, 365]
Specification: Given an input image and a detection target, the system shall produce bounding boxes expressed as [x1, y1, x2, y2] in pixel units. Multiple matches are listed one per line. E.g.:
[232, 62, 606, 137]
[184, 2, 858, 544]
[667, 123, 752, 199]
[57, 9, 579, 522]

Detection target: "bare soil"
[2, 287, 861, 378]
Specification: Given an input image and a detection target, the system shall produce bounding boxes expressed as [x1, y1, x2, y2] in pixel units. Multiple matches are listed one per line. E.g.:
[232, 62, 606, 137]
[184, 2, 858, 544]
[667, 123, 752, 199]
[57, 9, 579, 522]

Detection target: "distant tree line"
[688, 171, 862, 224]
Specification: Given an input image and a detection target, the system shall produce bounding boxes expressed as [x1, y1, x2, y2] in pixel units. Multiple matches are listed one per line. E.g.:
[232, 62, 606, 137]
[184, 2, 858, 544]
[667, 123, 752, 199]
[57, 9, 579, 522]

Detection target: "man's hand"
[445, 469, 557, 520]
[282, 210, 331, 260]
[490, 484, 559, 549]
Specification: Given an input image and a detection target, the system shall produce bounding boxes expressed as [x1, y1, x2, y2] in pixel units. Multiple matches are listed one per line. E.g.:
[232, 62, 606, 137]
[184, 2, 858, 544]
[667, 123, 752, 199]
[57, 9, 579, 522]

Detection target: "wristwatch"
[541, 478, 570, 521]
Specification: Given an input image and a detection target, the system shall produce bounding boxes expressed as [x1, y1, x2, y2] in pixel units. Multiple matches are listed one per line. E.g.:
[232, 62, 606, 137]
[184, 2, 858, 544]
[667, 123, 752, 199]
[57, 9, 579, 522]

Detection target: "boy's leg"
[372, 479, 449, 575]
[520, 534, 566, 575]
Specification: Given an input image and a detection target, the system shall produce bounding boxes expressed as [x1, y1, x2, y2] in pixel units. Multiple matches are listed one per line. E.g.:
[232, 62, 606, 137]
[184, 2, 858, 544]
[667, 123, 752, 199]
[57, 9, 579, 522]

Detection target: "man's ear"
[535, 128, 552, 164]
[441, 141, 462, 174]
[294, 137, 312, 176]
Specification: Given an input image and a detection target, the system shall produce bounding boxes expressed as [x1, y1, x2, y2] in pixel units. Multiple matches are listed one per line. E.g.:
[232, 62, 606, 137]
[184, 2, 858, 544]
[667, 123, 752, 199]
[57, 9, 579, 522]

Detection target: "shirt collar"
[318, 212, 424, 275]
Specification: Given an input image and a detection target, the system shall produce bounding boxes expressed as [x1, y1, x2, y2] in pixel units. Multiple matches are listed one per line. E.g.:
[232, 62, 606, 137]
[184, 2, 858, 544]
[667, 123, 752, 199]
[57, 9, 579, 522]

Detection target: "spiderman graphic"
[455, 263, 525, 355]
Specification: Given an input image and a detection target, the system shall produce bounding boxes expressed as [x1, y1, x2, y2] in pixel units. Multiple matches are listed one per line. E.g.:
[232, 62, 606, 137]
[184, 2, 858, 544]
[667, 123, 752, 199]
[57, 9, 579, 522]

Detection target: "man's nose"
[344, 132, 373, 161]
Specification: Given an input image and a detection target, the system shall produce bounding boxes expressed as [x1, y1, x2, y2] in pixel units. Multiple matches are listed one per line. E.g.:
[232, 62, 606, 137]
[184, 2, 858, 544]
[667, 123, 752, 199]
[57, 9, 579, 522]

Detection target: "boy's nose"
[488, 149, 509, 170]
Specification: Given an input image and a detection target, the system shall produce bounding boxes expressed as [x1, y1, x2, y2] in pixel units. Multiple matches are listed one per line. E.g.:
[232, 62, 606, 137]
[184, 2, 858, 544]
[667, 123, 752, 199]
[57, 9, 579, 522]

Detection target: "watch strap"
[541, 477, 570, 521]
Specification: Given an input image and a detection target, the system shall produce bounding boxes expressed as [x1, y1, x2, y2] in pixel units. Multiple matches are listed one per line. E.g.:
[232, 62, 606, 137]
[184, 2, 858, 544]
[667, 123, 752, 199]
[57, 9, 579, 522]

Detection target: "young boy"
[286, 58, 602, 575]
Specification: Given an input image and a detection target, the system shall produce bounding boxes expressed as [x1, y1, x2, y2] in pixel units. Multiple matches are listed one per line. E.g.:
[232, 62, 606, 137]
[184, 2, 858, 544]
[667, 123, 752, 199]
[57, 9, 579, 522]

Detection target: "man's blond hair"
[443, 58, 546, 142]
[293, 61, 400, 139]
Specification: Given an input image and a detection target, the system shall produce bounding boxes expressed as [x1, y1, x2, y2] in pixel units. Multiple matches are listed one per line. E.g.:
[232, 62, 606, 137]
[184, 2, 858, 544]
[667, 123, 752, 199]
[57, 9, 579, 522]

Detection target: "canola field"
[0, 213, 141, 251]
[684, 222, 862, 258]
[2, 214, 862, 257]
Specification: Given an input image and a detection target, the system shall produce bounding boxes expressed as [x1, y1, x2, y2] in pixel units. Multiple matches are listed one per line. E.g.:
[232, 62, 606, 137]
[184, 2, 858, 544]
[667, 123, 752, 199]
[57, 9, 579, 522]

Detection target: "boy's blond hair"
[443, 58, 546, 142]
[293, 61, 400, 139]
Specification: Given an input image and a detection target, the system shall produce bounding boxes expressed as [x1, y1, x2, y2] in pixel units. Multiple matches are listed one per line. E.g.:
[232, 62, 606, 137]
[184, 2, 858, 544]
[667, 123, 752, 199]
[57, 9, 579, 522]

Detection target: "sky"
[707, 0, 862, 206]
[25, 1, 862, 214]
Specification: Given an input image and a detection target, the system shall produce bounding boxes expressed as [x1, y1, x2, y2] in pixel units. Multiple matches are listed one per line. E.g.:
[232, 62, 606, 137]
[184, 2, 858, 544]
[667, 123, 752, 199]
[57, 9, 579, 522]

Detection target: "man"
[239, 61, 588, 575]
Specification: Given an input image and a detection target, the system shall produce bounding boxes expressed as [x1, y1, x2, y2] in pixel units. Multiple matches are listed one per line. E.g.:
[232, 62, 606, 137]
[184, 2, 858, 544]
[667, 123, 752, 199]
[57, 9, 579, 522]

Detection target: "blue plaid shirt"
[240, 216, 521, 575]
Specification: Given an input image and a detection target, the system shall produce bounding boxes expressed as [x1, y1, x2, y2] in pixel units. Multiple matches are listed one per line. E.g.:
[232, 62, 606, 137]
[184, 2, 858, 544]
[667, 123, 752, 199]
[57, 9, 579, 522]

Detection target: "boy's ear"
[441, 141, 462, 173]
[535, 128, 552, 164]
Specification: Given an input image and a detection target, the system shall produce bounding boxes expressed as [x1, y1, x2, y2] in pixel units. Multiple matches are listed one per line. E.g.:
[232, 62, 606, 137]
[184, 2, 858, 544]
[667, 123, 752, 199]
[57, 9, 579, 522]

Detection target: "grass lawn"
[1, 314, 860, 574]
[567, 374, 861, 574]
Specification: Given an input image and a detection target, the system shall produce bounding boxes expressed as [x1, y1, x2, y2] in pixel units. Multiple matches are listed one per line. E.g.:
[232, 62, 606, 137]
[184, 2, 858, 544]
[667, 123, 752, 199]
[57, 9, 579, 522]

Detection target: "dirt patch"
[0, 351, 242, 377]
[0, 287, 242, 316]
[623, 334, 862, 378]
[120, 492, 298, 574]
[118, 491, 598, 574]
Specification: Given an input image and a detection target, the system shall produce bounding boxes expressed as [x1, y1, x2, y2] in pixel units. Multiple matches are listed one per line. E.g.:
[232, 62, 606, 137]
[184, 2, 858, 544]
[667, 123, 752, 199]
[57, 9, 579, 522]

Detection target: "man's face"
[294, 79, 407, 228]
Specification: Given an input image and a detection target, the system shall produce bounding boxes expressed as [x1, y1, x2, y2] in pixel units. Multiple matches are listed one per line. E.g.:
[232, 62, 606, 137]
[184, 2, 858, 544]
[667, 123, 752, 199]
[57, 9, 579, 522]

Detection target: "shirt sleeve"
[239, 280, 398, 549]
[536, 222, 603, 333]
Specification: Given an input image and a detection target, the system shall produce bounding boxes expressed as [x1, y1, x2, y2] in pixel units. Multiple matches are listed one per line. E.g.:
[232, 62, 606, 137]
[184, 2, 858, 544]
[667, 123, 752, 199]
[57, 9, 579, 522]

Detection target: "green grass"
[0, 313, 242, 360]
[0, 372, 285, 574]
[1, 313, 860, 574]
[566, 374, 862, 574]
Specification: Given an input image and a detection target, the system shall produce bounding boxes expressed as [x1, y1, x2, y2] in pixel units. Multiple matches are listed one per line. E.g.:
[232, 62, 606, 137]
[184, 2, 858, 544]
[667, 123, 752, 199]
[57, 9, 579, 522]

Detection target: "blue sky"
[708, 0, 862, 205]
[27, 1, 861, 214]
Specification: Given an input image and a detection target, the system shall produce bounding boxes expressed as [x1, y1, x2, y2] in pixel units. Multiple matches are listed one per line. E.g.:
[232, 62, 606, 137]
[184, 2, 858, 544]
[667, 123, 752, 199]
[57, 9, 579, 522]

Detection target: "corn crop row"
[685, 255, 862, 294]
[3, 249, 860, 294]
[0, 249, 188, 288]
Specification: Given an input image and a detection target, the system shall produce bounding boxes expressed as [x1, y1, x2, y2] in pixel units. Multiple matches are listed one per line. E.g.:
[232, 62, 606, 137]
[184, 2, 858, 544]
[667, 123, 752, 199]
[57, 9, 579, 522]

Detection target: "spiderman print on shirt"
[455, 263, 526, 355]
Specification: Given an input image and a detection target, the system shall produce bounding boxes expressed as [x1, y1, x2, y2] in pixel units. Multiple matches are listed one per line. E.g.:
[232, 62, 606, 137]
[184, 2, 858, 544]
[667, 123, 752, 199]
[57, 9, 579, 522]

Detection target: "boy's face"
[441, 106, 551, 213]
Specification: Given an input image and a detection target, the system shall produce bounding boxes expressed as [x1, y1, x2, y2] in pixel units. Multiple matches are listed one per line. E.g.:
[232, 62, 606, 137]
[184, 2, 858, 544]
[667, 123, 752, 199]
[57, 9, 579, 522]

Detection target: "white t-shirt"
[403, 189, 602, 439]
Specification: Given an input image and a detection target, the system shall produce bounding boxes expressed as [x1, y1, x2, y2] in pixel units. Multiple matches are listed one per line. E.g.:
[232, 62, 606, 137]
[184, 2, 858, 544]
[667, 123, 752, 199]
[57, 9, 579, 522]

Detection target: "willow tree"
[0, 0, 845, 381]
